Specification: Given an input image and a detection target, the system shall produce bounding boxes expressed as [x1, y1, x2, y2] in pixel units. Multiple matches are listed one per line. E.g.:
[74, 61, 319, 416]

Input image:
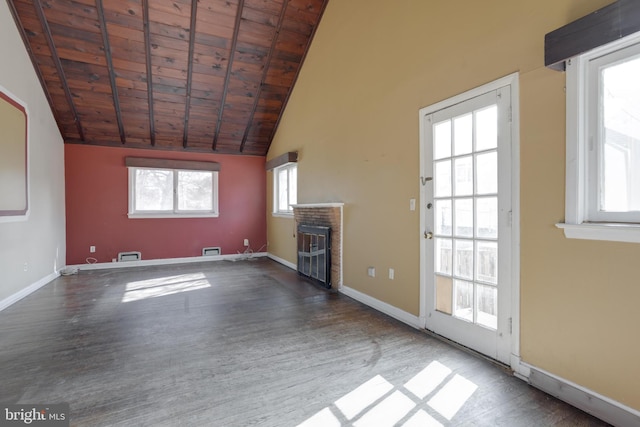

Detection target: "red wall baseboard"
[65, 145, 266, 265]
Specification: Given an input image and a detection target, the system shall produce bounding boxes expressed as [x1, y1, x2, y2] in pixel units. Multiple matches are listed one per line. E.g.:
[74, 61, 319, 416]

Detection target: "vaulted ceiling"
[7, 0, 328, 155]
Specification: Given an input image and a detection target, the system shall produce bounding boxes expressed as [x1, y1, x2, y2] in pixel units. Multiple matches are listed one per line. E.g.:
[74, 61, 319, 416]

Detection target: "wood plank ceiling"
[7, 0, 328, 155]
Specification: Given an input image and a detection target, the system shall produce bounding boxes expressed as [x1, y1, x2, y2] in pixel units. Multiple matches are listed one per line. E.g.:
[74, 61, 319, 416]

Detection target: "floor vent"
[118, 251, 141, 262]
[202, 247, 221, 256]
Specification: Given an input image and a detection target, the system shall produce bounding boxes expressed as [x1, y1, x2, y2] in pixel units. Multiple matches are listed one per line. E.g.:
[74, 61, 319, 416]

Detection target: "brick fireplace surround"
[292, 203, 344, 287]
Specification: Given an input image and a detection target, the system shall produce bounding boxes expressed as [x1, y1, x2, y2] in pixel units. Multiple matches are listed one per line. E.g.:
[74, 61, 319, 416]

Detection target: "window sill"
[272, 212, 294, 219]
[556, 222, 640, 243]
[128, 213, 219, 219]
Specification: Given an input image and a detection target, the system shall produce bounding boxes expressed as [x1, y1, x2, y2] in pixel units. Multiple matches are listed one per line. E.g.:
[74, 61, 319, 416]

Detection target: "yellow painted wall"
[267, 0, 640, 410]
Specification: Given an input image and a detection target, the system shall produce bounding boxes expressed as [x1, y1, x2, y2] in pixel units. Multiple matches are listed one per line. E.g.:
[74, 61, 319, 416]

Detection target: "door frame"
[418, 73, 521, 370]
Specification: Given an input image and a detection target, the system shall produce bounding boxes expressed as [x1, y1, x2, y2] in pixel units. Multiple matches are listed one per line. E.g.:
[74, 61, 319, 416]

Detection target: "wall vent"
[118, 251, 141, 262]
[202, 247, 221, 256]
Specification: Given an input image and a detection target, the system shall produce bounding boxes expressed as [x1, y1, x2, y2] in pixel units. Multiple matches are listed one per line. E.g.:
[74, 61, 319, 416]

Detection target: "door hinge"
[508, 210, 513, 227]
[508, 317, 513, 334]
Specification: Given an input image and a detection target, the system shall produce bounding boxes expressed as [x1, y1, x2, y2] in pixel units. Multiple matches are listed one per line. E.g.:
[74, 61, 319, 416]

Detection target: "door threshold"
[421, 327, 512, 375]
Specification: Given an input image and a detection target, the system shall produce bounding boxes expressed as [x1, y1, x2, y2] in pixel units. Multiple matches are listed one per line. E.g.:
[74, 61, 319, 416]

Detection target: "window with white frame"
[273, 163, 297, 215]
[560, 32, 640, 243]
[128, 167, 219, 218]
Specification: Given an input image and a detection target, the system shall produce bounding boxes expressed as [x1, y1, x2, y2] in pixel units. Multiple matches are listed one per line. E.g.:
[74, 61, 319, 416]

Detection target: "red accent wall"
[65, 144, 266, 265]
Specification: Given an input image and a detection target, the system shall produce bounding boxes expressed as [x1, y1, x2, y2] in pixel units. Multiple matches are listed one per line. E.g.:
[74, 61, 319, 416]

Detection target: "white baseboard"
[510, 355, 531, 381]
[524, 363, 640, 426]
[66, 252, 268, 271]
[0, 271, 60, 312]
[339, 285, 421, 329]
[267, 253, 297, 270]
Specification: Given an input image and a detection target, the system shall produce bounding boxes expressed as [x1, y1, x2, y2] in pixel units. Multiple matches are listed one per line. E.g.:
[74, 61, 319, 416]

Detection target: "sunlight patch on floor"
[296, 360, 478, 426]
[404, 361, 452, 400]
[122, 273, 211, 303]
[353, 390, 415, 427]
[335, 375, 393, 420]
[427, 374, 478, 421]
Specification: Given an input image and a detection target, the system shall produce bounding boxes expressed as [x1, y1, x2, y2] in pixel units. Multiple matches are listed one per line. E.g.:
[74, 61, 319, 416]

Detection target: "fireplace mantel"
[292, 203, 345, 208]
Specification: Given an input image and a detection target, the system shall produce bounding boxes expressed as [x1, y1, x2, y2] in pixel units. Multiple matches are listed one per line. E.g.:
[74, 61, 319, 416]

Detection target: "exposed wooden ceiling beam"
[95, 0, 125, 144]
[32, 0, 85, 141]
[212, 0, 245, 151]
[5, 0, 64, 138]
[239, 0, 288, 153]
[182, 0, 199, 149]
[142, 0, 156, 147]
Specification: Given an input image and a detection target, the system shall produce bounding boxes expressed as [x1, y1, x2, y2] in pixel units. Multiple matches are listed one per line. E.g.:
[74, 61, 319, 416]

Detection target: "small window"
[560, 32, 640, 242]
[273, 163, 297, 215]
[128, 167, 218, 218]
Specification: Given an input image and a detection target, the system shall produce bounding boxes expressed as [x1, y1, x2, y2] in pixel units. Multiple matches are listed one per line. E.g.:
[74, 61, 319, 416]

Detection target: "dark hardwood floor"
[0, 258, 609, 426]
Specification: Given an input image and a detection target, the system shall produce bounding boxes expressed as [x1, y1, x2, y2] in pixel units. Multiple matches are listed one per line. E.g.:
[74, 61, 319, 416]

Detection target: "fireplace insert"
[297, 225, 331, 288]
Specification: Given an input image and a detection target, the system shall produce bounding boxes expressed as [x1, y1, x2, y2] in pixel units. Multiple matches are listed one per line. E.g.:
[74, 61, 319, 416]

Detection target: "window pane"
[476, 151, 497, 195]
[434, 120, 451, 160]
[454, 113, 472, 156]
[454, 156, 473, 196]
[476, 197, 497, 239]
[435, 238, 452, 275]
[475, 105, 498, 151]
[477, 284, 497, 330]
[454, 280, 473, 322]
[135, 169, 173, 211]
[454, 239, 473, 280]
[601, 55, 640, 212]
[434, 160, 451, 198]
[436, 275, 453, 315]
[289, 166, 298, 207]
[178, 171, 212, 211]
[278, 168, 289, 211]
[435, 199, 452, 236]
[454, 198, 473, 237]
[476, 241, 497, 284]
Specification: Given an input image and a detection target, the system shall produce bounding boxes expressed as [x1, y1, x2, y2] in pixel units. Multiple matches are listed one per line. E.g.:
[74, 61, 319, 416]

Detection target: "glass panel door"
[424, 86, 512, 364]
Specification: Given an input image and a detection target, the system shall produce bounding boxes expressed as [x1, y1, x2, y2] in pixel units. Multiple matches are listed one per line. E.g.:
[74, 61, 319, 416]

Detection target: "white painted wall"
[0, 2, 65, 304]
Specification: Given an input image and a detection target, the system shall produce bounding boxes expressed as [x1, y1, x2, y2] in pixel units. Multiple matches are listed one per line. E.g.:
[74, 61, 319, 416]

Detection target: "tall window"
[561, 32, 640, 242]
[128, 167, 219, 218]
[274, 163, 297, 215]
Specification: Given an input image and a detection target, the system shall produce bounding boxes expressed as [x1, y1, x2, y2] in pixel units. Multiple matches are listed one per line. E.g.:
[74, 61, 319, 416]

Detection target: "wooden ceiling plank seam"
[212, 0, 245, 151]
[142, 0, 156, 146]
[239, 0, 287, 152]
[6, 0, 66, 138]
[182, 0, 199, 149]
[32, 0, 85, 141]
[267, 0, 329, 150]
[95, 0, 126, 144]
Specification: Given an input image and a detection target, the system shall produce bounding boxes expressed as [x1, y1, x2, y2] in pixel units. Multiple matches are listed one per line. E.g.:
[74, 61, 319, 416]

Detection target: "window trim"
[128, 167, 219, 219]
[272, 162, 297, 216]
[557, 31, 640, 243]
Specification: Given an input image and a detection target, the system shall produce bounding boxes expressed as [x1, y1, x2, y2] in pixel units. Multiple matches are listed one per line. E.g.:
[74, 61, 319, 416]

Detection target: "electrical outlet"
[367, 267, 376, 277]
[23, 262, 28, 272]
[409, 199, 416, 211]
[90, 245, 96, 253]
[243, 239, 249, 247]
[389, 268, 395, 280]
